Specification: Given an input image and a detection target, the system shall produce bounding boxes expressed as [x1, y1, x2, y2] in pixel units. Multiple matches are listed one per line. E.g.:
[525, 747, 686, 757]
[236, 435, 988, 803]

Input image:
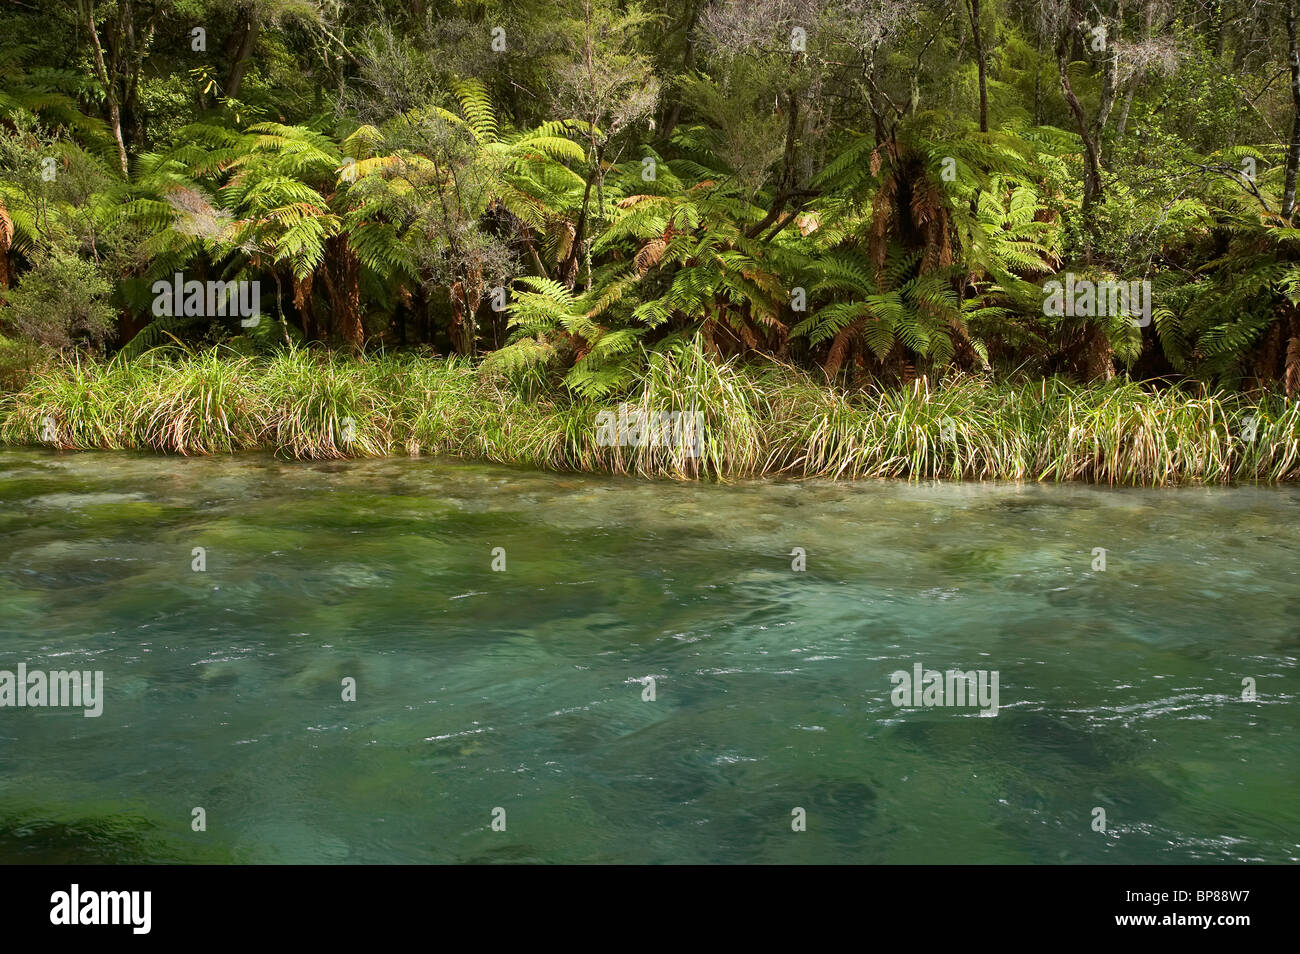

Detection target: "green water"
[0, 449, 1296, 864]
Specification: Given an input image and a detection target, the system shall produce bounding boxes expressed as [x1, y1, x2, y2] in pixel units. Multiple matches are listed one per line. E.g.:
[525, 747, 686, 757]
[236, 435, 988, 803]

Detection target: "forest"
[0, 0, 1298, 480]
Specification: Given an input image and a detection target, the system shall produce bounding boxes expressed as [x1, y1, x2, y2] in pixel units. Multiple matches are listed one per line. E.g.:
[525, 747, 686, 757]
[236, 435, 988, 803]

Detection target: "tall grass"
[2, 344, 1297, 484]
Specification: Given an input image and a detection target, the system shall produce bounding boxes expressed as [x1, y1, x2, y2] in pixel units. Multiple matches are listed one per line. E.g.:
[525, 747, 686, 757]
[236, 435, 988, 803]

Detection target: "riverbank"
[2, 346, 1297, 484]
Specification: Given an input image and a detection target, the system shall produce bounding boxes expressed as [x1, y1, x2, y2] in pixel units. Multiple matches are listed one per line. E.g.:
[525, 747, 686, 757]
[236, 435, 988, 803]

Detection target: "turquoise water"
[0, 449, 1296, 864]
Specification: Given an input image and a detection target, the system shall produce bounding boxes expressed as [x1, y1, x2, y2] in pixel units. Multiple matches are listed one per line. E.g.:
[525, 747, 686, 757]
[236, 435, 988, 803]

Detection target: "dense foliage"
[1, 0, 1299, 398]
[5, 343, 1297, 483]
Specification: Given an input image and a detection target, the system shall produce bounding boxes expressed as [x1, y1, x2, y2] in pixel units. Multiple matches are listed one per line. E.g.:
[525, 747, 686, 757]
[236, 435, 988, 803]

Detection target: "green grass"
[2, 344, 1298, 484]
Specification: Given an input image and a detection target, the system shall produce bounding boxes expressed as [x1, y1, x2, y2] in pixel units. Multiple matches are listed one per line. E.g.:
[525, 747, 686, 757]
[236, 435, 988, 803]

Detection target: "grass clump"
[2, 343, 1297, 485]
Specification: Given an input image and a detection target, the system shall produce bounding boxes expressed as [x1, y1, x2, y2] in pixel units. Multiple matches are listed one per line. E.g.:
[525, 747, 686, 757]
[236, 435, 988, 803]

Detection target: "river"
[1, 450, 1296, 863]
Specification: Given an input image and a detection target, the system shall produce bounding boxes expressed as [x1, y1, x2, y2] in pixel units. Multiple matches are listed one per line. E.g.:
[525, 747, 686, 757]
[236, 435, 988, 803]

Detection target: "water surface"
[0, 450, 1296, 863]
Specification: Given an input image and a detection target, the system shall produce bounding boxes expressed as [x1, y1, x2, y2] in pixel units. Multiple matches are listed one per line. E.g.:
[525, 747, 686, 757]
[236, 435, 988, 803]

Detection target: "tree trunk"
[562, 171, 596, 289]
[968, 0, 989, 132]
[1055, 9, 1105, 212]
[1092, 45, 1119, 167]
[321, 237, 364, 351]
[293, 273, 316, 341]
[80, 0, 129, 175]
[1287, 316, 1300, 398]
[745, 89, 802, 238]
[448, 283, 478, 356]
[659, 1, 701, 141]
[1084, 324, 1116, 382]
[1115, 73, 1141, 139]
[1283, 0, 1300, 219]
[226, 11, 261, 101]
[1057, 54, 1104, 208]
[0, 202, 10, 288]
